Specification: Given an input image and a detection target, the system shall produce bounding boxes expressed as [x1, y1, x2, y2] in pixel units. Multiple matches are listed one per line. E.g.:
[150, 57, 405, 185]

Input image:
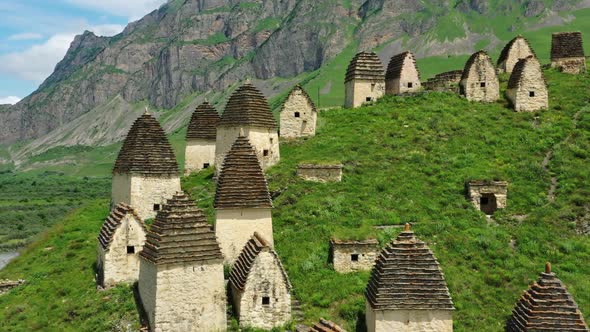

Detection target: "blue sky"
[0, 0, 167, 104]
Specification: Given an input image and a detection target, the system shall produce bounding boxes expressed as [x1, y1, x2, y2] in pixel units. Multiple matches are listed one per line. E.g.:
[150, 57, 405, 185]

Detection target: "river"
[0, 251, 19, 270]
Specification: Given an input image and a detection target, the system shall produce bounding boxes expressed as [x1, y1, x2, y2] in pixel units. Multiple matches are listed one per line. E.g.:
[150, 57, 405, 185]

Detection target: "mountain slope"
[1, 66, 589, 331]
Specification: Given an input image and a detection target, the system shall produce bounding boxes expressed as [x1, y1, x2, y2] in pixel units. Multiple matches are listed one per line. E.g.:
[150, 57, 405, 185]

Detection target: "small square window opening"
[263, 150, 269, 157]
[351, 254, 359, 261]
[203, 163, 210, 169]
[262, 297, 270, 305]
[529, 91, 535, 97]
[127, 246, 135, 254]
[480, 82, 486, 88]
[294, 112, 300, 118]
[153, 204, 161, 211]
[366, 97, 372, 102]
[408, 82, 413, 88]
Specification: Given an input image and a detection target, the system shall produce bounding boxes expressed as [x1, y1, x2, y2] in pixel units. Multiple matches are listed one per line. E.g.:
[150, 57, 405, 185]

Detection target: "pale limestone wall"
[297, 165, 342, 182]
[345, 80, 385, 108]
[468, 184, 508, 211]
[551, 58, 587, 74]
[499, 39, 534, 73]
[184, 139, 216, 175]
[386, 60, 421, 95]
[460, 57, 500, 102]
[506, 61, 548, 112]
[215, 126, 280, 173]
[232, 251, 291, 329]
[139, 260, 227, 332]
[98, 214, 146, 287]
[215, 208, 273, 264]
[280, 92, 317, 139]
[112, 174, 181, 220]
[366, 303, 453, 332]
[332, 243, 378, 273]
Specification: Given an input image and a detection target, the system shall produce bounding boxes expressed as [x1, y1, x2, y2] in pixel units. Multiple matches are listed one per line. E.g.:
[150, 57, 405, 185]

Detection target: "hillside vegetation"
[1, 66, 590, 331]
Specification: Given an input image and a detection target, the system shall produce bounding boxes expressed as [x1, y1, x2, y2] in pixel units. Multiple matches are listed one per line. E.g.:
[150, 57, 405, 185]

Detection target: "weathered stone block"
[330, 238, 379, 273]
[280, 85, 317, 139]
[466, 180, 508, 215]
[297, 164, 343, 183]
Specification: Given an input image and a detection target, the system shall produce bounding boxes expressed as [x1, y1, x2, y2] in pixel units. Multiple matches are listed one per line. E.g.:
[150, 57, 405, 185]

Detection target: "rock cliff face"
[0, 0, 587, 145]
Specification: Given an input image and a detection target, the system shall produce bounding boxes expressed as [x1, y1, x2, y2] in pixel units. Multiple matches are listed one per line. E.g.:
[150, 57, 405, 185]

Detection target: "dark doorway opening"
[479, 193, 498, 215]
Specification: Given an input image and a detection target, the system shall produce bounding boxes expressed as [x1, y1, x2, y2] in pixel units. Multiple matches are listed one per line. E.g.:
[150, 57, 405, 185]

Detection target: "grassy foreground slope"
[1, 67, 590, 331]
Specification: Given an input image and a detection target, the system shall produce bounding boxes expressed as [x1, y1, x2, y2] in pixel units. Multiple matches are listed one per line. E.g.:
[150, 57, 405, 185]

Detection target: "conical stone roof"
[507, 263, 589, 331]
[219, 82, 277, 129]
[508, 56, 545, 89]
[551, 32, 585, 59]
[186, 102, 220, 140]
[113, 112, 179, 175]
[98, 203, 145, 251]
[461, 50, 494, 81]
[280, 85, 317, 113]
[345, 52, 385, 83]
[386, 51, 419, 80]
[214, 135, 272, 209]
[140, 192, 223, 265]
[498, 36, 535, 65]
[365, 224, 454, 311]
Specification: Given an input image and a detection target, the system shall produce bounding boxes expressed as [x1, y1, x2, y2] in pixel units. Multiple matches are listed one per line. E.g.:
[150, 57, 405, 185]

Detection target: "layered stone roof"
[345, 52, 385, 83]
[229, 232, 291, 292]
[551, 32, 585, 59]
[98, 203, 146, 251]
[508, 56, 545, 89]
[280, 85, 317, 113]
[113, 112, 179, 175]
[498, 36, 535, 65]
[186, 102, 220, 140]
[214, 135, 272, 209]
[219, 82, 277, 129]
[365, 224, 455, 311]
[385, 51, 419, 80]
[461, 50, 494, 81]
[140, 192, 223, 265]
[507, 263, 589, 331]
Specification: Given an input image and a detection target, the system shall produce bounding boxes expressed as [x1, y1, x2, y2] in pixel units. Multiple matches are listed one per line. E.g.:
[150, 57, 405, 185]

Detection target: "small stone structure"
[385, 51, 421, 95]
[459, 51, 500, 102]
[466, 180, 508, 215]
[229, 232, 292, 330]
[0, 279, 25, 295]
[551, 32, 586, 74]
[344, 52, 385, 108]
[215, 135, 274, 264]
[138, 192, 226, 332]
[423, 70, 463, 92]
[97, 203, 147, 287]
[296, 319, 347, 332]
[365, 224, 454, 332]
[297, 163, 343, 183]
[507, 56, 548, 112]
[184, 102, 220, 174]
[330, 238, 379, 273]
[497, 36, 535, 73]
[112, 112, 181, 220]
[215, 82, 279, 173]
[280, 85, 317, 139]
[506, 263, 589, 331]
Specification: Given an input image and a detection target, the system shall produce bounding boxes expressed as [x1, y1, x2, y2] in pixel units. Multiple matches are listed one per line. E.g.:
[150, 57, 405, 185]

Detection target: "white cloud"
[65, 0, 167, 20]
[8, 33, 44, 41]
[0, 96, 21, 105]
[0, 24, 124, 83]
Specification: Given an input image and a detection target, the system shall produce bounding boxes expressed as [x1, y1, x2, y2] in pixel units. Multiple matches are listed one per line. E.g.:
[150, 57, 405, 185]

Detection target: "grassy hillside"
[1, 66, 590, 331]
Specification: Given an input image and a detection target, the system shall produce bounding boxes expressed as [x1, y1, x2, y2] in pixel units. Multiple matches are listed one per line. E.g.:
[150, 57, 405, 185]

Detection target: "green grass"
[1, 66, 589, 331]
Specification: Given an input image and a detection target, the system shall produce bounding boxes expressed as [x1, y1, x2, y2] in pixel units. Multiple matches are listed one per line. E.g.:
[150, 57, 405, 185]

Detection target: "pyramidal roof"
[140, 192, 223, 265]
[461, 50, 494, 81]
[551, 32, 585, 59]
[508, 56, 545, 89]
[345, 51, 385, 83]
[113, 112, 179, 175]
[365, 224, 454, 311]
[186, 102, 220, 140]
[219, 82, 277, 129]
[98, 203, 145, 251]
[498, 36, 535, 65]
[214, 135, 272, 209]
[229, 232, 291, 292]
[507, 263, 589, 331]
[385, 51, 419, 80]
[281, 85, 317, 113]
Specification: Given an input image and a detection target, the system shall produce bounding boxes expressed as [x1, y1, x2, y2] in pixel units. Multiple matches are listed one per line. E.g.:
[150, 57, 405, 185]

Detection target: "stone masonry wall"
[112, 174, 181, 220]
[345, 80, 385, 108]
[500, 38, 534, 73]
[467, 182, 508, 212]
[297, 165, 342, 183]
[331, 241, 378, 273]
[215, 208, 274, 264]
[506, 62, 548, 112]
[280, 92, 317, 139]
[460, 57, 499, 102]
[184, 139, 216, 175]
[98, 214, 146, 287]
[551, 58, 587, 74]
[366, 303, 453, 332]
[232, 251, 291, 330]
[215, 126, 280, 174]
[386, 60, 421, 95]
[139, 260, 227, 332]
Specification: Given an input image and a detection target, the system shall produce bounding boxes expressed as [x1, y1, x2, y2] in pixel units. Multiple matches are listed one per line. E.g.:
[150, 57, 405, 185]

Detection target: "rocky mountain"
[0, 0, 588, 153]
